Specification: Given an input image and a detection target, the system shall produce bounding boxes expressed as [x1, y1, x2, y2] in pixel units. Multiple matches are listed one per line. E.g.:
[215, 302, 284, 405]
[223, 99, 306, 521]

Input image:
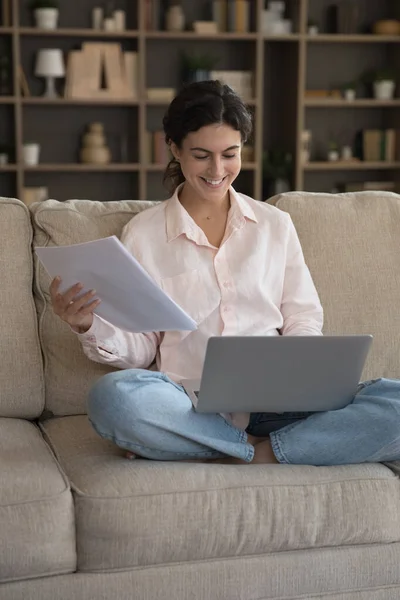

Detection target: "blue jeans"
[87, 369, 400, 465]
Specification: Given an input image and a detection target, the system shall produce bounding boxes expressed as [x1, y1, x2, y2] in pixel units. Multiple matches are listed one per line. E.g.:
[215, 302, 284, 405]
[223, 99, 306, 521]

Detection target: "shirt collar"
[165, 184, 258, 243]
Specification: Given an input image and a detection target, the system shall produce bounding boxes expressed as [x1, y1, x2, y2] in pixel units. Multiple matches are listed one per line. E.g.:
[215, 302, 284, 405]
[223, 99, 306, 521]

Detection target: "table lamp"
[35, 49, 65, 98]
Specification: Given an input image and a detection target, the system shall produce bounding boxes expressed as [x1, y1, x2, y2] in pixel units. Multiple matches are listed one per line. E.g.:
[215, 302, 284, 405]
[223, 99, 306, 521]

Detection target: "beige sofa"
[1, 190, 400, 600]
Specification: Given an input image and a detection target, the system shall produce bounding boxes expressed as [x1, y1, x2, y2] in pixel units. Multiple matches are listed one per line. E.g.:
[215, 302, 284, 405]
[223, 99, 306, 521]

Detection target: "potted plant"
[327, 140, 339, 161]
[341, 80, 358, 101]
[181, 51, 218, 84]
[307, 18, 319, 35]
[262, 149, 293, 197]
[362, 67, 397, 100]
[29, 0, 59, 30]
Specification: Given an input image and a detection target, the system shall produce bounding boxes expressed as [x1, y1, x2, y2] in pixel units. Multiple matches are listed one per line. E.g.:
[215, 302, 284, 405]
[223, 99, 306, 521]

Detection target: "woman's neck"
[178, 183, 230, 220]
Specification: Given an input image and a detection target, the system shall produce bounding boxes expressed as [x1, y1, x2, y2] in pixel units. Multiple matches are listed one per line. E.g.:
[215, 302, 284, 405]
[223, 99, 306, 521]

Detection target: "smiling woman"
[49, 79, 400, 469]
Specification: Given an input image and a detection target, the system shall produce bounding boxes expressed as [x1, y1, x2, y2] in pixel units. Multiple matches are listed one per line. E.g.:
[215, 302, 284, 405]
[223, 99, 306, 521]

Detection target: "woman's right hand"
[50, 276, 101, 334]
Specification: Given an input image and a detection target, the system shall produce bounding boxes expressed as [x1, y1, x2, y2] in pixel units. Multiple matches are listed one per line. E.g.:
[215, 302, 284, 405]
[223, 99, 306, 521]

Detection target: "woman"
[50, 80, 400, 466]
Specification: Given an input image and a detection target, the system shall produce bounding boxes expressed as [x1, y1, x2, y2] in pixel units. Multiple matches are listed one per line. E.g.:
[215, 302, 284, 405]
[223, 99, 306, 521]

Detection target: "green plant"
[29, 0, 59, 10]
[181, 51, 218, 72]
[341, 79, 358, 91]
[362, 67, 397, 83]
[262, 149, 293, 181]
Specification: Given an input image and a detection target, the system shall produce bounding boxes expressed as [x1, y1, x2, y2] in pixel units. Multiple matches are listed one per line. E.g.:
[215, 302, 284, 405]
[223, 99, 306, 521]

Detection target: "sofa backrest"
[270, 191, 400, 381]
[0, 198, 44, 418]
[30, 199, 158, 417]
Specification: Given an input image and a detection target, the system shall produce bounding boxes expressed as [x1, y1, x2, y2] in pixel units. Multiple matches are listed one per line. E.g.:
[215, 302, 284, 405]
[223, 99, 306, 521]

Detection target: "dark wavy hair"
[162, 80, 253, 194]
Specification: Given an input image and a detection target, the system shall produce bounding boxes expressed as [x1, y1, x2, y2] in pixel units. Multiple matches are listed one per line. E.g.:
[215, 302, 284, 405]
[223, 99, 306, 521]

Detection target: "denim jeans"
[87, 369, 400, 465]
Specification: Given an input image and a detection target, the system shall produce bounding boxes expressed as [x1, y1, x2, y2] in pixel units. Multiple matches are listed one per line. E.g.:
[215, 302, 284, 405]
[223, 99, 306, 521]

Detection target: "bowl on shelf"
[372, 20, 400, 36]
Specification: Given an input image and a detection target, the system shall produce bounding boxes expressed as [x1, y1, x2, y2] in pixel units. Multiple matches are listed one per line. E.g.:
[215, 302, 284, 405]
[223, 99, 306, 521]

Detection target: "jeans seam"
[269, 430, 289, 464]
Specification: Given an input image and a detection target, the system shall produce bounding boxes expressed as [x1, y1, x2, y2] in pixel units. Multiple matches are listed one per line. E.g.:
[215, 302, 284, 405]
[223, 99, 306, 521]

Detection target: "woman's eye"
[194, 155, 208, 160]
[223, 154, 236, 159]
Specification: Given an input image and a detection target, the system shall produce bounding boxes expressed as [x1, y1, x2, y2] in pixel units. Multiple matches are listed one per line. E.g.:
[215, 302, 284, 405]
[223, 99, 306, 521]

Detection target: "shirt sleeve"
[75, 221, 161, 369]
[279, 215, 324, 336]
[77, 314, 160, 370]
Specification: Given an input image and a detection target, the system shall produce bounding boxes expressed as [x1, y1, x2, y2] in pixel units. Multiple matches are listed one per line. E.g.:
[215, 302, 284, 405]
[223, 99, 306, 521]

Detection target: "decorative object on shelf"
[329, 0, 359, 34]
[305, 89, 341, 99]
[21, 186, 48, 206]
[327, 141, 339, 162]
[341, 81, 358, 101]
[80, 122, 111, 165]
[91, 6, 104, 29]
[29, 0, 59, 30]
[341, 145, 353, 161]
[372, 20, 400, 36]
[193, 21, 218, 34]
[113, 9, 126, 31]
[362, 129, 397, 162]
[2, 0, 10, 26]
[23, 142, 41, 166]
[226, 0, 250, 33]
[64, 43, 136, 100]
[363, 67, 397, 100]
[35, 49, 65, 98]
[261, 1, 292, 35]
[210, 69, 253, 101]
[307, 19, 319, 35]
[300, 130, 312, 163]
[0, 56, 12, 96]
[165, 0, 185, 32]
[0, 146, 10, 165]
[147, 87, 175, 102]
[262, 149, 293, 196]
[103, 1, 116, 30]
[182, 51, 219, 84]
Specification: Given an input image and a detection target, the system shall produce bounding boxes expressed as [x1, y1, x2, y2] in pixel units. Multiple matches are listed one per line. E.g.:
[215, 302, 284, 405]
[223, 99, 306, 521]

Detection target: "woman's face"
[171, 123, 242, 203]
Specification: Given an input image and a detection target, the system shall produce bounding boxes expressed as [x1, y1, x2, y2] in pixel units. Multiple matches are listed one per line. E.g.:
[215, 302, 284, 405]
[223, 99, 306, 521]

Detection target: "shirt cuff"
[75, 314, 116, 344]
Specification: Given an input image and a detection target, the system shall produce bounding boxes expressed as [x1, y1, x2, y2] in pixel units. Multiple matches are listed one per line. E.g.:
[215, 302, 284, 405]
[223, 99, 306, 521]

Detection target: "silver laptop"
[182, 335, 373, 413]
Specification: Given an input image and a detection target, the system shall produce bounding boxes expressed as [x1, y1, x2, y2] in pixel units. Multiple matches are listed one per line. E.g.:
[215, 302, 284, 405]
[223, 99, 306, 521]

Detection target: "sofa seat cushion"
[30, 199, 158, 417]
[41, 415, 400, 573]
[0, 418, 76, 583]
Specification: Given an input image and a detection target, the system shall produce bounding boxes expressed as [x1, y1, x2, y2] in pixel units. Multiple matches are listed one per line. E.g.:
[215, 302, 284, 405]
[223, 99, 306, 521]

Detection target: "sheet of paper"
[35, 235, 198, 333]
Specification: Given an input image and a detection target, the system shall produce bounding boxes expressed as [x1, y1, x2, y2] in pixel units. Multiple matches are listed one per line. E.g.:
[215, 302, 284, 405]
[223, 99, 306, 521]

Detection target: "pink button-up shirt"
[78, 186, 323, 429]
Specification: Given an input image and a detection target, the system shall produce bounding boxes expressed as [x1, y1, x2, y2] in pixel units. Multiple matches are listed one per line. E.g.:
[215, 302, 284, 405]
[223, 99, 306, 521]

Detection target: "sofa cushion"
[0, 198, 44, 418]
[270, 191, 400, 381]
[30, 199, 158, 417]
[41, 415, 400, 573]
[0, 418, 76, 582]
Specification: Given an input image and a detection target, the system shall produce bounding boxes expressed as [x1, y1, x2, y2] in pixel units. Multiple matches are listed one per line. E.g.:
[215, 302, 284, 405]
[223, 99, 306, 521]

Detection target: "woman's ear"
[170, 142, 180, 162]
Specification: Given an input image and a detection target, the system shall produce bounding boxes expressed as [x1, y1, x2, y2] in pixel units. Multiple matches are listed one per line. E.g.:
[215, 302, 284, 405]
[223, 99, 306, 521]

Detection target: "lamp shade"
[35, 49, 65, 78]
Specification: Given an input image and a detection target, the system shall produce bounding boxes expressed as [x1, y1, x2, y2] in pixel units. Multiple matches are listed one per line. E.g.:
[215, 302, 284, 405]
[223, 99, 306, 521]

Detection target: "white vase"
[328, 150, 339, 162]
[165, 6, 185, 32]
[34, 8, 59, 30]
[343, 88, 356, 101]
[23, 143, 40, 166]
[373, 80, 395, 100]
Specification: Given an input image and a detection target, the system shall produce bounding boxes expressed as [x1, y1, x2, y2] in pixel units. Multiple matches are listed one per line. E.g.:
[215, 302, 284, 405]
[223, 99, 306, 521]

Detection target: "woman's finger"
[65, 289, 97, 314]
[80, 298, 101, 315]
[62, 282, 84, 305]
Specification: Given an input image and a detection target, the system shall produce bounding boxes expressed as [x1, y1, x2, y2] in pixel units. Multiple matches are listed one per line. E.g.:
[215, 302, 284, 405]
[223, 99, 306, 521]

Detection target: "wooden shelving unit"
[0, 0, 399, 201]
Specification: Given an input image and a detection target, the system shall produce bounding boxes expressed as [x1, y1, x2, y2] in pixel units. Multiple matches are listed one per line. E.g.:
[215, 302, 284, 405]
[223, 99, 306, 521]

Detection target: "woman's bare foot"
[125, 451, 137, 459]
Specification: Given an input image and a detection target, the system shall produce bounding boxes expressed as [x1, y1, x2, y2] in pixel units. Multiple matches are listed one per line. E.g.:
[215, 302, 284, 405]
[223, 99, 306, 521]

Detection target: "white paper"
[35, 235, 198, 333]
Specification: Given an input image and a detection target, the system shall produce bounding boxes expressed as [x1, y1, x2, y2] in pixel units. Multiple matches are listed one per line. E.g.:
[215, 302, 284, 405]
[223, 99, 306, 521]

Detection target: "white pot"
[343, 88, 356, 101]
[34, 8, 59, 30]
[23, 143, 40, 166]
[373, 80, 395, 100]
[328, 150, 339, 162]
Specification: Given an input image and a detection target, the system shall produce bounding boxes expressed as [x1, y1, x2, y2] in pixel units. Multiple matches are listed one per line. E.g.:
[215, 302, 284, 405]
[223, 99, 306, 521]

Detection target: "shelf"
[0, 27, 14, 34]
[144, 31, 257, 40]
[263, 34, 301, 41]
[304, 161, 400, 171]
[24, 164, 140, 172]
[305, 99, 400, 107]
[18, 27, 139, 38]
[22, 97, 139, 106]
[0, 96, 16, 103]
[0, 165, 17, 171]
[306, 34, 400, 43]
[145, 162, 257, 172]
